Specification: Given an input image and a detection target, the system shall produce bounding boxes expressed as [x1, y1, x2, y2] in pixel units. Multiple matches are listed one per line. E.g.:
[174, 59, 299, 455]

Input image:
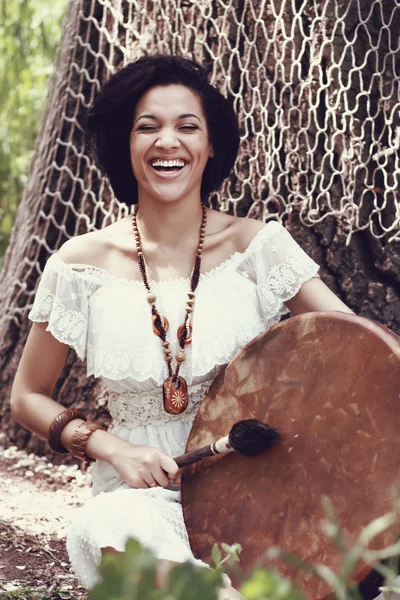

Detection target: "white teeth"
[151, 159, 186, 168]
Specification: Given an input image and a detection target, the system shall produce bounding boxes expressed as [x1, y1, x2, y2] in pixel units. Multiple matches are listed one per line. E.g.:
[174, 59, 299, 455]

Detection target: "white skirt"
[65, 419, 210, 590]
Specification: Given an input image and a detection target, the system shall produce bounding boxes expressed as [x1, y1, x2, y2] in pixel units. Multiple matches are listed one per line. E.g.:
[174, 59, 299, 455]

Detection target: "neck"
[135, 195, 205, 249]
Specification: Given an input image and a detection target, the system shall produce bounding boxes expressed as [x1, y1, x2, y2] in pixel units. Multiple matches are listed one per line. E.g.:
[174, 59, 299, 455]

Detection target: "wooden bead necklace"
[132, 204, 207, 415]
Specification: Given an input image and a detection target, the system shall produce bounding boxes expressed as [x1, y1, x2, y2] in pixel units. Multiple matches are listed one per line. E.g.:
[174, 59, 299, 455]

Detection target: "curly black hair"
[84, 55, 240, 206]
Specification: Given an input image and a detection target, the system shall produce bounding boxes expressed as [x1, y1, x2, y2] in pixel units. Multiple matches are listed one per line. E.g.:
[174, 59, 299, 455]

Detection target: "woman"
[10, 55, 353, 598]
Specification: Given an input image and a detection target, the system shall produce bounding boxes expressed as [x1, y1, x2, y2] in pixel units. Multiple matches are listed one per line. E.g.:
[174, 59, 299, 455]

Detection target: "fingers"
[139, 462, 174, 489]
[144, 466, 181, 489]
[159, 456, 180, 482]
[131, 476, 149, 489]
[151, 464, 173, 488]
[171, 470, 181, 484]
[142, 454, 180, 488]
[114, 447, 181, 490]
[137, 464, 159, 488]
[141, 472, 159, 488]
[143, 458, 181, 488]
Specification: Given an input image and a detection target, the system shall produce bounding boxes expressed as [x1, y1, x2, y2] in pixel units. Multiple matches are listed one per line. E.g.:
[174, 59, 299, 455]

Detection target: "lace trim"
[86, 312, 266, 382]
[86, 334, 197, 382]
[50, 224, 273, 287]
[37, 221, 305, 291]
[86, 342, 168, 381]
[193, 317, 268, 377]
[28, 290, 88, 361]
[106, 381, 213, 428]
[257, 248, 319, 320]
[28, 222, 319, 378]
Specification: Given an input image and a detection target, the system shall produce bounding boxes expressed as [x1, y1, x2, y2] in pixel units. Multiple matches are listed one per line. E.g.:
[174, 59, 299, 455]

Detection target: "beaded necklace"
[132, 204, 207, 414]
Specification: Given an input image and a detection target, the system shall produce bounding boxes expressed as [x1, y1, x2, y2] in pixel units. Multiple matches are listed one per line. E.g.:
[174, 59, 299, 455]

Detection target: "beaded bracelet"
[71, 421, 106, 463]
[47, 408, 87, 454]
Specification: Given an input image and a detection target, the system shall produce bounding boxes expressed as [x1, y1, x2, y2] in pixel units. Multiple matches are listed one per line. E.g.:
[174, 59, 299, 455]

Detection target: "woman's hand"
[107, 437, 180, 489]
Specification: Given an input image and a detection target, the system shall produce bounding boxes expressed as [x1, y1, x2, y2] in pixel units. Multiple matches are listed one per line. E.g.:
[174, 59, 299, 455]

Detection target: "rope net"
[1, 0, 400, 344]
[79, 0, 400, 241]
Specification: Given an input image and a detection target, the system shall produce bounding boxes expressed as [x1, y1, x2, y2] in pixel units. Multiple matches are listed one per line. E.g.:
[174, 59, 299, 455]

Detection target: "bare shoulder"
[56, 229, 110, 267]
[231, 216, 265, 253]
[208, 210, 264, 249]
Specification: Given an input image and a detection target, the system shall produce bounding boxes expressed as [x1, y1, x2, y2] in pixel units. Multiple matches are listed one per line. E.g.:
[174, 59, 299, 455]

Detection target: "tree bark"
[0, 0, 113, 463]
[0, 0, 399, 458]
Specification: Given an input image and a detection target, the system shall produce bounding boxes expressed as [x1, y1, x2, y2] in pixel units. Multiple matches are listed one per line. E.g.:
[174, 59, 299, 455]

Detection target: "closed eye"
[135, 124, 199, 132]
[135, 125, 157, 131]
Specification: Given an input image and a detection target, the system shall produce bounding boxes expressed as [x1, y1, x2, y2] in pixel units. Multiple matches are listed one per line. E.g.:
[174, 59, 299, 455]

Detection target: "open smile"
[148, 159, 188, 179]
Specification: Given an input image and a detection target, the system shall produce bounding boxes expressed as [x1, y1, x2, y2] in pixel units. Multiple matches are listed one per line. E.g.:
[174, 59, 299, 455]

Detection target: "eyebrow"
[135, 113, 201, 123]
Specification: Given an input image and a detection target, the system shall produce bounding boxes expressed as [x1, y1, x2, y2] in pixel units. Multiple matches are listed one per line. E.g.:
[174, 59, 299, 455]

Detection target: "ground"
[0, 435, 91, 600]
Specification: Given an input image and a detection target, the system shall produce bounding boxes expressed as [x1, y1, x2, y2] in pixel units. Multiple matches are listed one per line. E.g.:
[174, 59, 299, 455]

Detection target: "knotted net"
[71, 0, 400, 240]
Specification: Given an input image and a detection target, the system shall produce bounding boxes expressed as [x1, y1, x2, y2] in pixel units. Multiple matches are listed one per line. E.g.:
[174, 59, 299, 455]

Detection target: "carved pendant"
[177, 323, 193, 345]
[152, 314, 169, 337]
[163, 376, 189, 414]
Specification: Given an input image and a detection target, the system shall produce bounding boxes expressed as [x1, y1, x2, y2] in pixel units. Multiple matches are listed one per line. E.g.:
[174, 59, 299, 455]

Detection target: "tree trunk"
[0, 0, 114, 462]
[0, 0, 399, 458]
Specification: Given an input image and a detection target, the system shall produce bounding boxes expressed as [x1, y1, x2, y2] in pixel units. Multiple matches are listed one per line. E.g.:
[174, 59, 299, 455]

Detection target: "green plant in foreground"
[267, 499, 400, 600]
[88, 538, 223, 600]
[211, 542, 302, 600]
[88, 539, 302, 600]
[88, 498, 400, 600]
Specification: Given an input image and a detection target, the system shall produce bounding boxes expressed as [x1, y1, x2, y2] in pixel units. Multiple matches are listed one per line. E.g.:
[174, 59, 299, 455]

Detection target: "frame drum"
[181, 312, 400, 598]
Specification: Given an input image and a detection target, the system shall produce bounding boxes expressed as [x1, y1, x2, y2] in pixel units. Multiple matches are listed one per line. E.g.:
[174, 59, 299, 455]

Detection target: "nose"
[155, 128, 180, 150]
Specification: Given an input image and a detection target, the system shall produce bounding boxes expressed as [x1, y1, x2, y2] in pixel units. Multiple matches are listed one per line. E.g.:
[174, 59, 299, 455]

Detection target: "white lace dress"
[28, 221, 319, 590]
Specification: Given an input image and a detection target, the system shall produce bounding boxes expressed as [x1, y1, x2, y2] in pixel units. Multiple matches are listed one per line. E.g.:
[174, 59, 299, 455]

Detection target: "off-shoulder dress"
[28, 221, 319, 589]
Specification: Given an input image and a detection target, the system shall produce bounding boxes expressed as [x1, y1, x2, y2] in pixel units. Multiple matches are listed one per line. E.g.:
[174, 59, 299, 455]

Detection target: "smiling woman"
[129, 85, 214, 206]
[83, 55, 239, 207]
[11, 54, 353, 600]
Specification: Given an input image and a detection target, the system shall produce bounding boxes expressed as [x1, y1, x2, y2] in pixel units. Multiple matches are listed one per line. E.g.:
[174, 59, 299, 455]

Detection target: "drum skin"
[181, 312, 400, 598]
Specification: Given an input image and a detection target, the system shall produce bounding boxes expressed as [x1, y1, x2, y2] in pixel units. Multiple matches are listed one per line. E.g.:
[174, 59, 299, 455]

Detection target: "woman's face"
[129, 84, 214, 205]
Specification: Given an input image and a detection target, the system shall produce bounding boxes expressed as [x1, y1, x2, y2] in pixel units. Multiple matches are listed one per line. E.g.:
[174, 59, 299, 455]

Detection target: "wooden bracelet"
[47, 409, 87, 454]
[71, 421, 106, 463]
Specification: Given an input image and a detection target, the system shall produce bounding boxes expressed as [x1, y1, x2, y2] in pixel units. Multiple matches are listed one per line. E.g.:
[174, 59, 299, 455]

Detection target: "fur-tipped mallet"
[174, 419, 280, 468]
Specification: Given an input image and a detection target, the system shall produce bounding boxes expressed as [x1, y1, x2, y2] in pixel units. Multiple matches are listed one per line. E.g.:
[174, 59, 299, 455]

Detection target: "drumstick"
[174, 419, 279, 468]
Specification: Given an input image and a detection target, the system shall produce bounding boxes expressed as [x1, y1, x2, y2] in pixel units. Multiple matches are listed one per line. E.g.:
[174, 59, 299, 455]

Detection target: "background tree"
[0, 0, 67, 267]
[0, 0, 399, 458]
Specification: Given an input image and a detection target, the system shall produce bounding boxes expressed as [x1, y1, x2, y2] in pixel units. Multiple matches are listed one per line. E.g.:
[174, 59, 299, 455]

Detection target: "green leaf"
[357, 512, 396, 548]
[379, 586, 400, 594]
[321, 496, 348, 554]
[266, 547, 315, 574]
[167, 561, 222, 600]
[220, 542, 242, 562]
[314, 564, 347, 600]
[212, 543, 222, 566]
[240, 569, 303, 600]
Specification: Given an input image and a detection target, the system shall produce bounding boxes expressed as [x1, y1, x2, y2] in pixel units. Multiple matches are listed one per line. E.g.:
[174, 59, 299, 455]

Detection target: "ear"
[209, 146, 215, 158]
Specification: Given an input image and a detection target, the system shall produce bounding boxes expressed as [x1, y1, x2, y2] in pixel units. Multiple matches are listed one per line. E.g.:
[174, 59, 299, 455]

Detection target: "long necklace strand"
[132, 205, 207, 414]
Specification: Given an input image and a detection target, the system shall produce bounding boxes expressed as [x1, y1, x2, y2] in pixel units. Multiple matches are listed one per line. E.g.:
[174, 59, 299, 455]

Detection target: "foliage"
[88, 498, 400, 600]
[88, 538, 303, 600]
[266, 498, 400, 600]
[88, 539, 223, 600]
[0, 0, 67, 267]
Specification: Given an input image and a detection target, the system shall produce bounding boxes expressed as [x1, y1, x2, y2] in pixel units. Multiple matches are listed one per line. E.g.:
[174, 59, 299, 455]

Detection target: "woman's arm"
[285, 277, 355, 316]
[10, 321, 118, 462]
[11, 322, 180, 488]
